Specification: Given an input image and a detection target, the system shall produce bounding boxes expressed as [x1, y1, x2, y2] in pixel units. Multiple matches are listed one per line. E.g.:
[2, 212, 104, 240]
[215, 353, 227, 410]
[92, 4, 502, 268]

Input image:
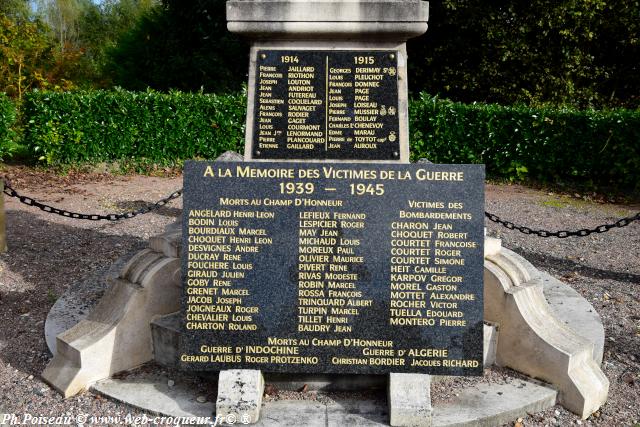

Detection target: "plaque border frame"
[244, 41, 411, 164]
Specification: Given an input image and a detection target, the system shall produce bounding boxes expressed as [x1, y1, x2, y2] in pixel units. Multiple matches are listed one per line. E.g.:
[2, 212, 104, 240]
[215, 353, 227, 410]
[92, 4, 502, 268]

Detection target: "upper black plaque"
[181, 161, 485, 376]
[252, 50, 400, 160]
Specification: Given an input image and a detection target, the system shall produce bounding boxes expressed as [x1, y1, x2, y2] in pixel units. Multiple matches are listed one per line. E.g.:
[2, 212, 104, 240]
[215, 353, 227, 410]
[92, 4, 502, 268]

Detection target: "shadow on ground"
[0, 209, 146, 375]
[113, 201, 181, 219]
[510, 247, 640, 285]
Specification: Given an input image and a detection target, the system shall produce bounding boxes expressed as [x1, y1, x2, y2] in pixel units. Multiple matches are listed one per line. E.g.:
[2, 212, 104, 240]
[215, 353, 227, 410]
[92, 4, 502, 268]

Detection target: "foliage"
[103, 0, 639, 109]
[32, 0, 158, 88]
[35, 0, 86, 51]
[0, 13, 55, 100]
[0, 0, 30, 20]
[2, 0, 638, 110]
[407, 0, 640, 109]
[76, 0, 158, 87]
[20, 89, 640, 190]
[22, 89, 246, 166]
[106, 0, 247, 93]
[0, 7, 101, 97]
[409, 94, 640, 190]
[0, 93, 17, 161]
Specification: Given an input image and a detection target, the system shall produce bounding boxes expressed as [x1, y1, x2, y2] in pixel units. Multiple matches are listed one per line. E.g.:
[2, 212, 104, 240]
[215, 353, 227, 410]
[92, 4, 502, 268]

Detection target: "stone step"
[92, 374, 557, 427]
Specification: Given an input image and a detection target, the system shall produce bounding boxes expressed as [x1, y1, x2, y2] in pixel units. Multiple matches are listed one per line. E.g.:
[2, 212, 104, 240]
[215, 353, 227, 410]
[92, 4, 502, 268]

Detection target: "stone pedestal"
[225, 3, 430, 423]
[42, 151, 609, 421]
[227, 0, 429, 163]
[39, 0, 611, 423]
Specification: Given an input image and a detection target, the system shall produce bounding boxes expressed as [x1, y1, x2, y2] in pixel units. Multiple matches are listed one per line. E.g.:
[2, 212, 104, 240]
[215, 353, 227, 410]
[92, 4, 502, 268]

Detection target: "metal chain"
[2, 178, 639, 235]
[485, 211, 640, 238]
[2, 180, 182, 221]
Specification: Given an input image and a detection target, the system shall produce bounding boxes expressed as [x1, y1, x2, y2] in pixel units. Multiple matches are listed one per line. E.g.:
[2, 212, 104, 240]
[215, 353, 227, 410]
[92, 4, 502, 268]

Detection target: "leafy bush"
[23, 89, 246, 166]
[0, 93, 17, 160]
[410, 94, 640, 190]
[20, 89, 640, 190]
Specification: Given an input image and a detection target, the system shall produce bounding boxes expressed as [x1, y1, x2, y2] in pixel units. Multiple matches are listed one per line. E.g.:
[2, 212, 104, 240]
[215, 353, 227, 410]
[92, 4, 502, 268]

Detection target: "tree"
[0, 13, 53, 100]
[107, 0, 247, 93]
[588, 0, 639, 108]
[64, 0, 158, 87]
[22, 0, 158, 88]
[0, 0, 31, 21]
[407, 0, 639, 108]
[33, 0, 103, 53]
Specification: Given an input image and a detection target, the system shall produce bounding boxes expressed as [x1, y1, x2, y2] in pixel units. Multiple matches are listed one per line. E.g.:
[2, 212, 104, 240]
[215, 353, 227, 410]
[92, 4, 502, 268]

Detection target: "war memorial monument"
[40, 1, 610, 425]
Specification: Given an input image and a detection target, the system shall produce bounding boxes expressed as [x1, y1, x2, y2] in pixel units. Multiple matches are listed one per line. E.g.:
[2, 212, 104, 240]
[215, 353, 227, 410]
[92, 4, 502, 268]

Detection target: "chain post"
[0, 179, 7, 252]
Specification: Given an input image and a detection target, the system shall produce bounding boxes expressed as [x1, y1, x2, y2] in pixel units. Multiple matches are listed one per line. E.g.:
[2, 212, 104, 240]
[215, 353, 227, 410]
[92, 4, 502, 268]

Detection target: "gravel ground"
[485, 184, 640, 427]
[0, 166, 638, 427]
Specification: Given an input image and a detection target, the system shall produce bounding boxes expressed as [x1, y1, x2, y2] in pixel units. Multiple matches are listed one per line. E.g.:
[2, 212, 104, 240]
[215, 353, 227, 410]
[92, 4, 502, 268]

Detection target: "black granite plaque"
[181, 161, 484, 375]
[252, 50, 400, 160]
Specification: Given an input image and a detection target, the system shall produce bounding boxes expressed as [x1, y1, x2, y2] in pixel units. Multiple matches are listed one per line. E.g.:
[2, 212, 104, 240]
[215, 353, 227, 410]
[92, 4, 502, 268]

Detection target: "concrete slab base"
[91, 373, 557, 427]
[93, 377, 215, 418]
[47, 248, 606, 423]
[433, 381, 557, 427]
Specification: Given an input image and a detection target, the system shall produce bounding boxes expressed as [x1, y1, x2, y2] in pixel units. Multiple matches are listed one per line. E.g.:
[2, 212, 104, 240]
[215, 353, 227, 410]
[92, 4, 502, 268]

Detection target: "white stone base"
[216, 370, 265, 425]
[485, 248, 609, 418]
[388, 373, 432, 427]
[42, 215, 609, 420]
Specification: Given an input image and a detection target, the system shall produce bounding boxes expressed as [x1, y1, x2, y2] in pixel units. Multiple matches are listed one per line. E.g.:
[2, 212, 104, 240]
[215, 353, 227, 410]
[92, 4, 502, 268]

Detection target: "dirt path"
[0, 167, 638, 426]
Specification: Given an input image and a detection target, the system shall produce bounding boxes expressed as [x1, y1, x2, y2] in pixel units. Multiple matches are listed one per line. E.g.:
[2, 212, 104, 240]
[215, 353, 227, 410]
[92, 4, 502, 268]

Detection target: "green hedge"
[23, 89, 246, 166]
[0, 93, 17, 161]
[20, 90, 640, 190]
[410, 94, 640, 190]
